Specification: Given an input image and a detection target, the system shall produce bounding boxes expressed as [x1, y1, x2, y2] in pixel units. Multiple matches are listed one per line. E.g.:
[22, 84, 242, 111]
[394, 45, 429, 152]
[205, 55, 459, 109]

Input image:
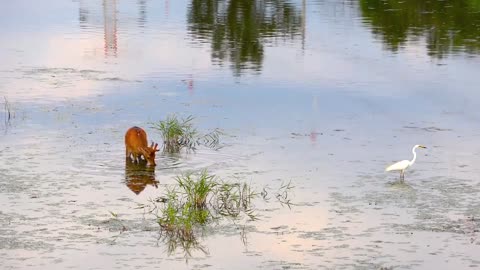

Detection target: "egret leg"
[400, 170, 405, 182]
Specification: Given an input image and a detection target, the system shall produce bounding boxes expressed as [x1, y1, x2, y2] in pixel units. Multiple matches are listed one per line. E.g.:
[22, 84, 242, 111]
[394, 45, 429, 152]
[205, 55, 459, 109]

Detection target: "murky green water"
[1, 0, 480, 269]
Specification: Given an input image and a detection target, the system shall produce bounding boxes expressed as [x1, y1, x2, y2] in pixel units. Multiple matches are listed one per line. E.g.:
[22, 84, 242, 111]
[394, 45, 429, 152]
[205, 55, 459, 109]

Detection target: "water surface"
[1, 0, 480, 269]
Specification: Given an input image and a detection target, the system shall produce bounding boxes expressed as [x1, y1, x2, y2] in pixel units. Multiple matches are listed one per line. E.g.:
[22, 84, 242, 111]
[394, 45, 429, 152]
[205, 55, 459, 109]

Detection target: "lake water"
[1, 0, 480, 269]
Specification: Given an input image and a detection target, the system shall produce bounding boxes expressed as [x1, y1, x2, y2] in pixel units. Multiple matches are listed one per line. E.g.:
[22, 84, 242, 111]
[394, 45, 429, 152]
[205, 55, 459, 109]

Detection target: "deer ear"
[154, 143, 159, 152]
[150, 141, 154, 148]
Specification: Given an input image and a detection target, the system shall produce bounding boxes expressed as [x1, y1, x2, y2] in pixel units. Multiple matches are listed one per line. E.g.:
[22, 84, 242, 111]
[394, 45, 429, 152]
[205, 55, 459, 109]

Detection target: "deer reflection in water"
[125, 158, 159, 195]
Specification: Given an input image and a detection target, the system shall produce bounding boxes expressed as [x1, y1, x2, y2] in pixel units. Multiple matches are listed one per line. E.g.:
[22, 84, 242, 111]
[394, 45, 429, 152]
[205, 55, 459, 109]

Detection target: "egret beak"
[419, 145, 427, 149]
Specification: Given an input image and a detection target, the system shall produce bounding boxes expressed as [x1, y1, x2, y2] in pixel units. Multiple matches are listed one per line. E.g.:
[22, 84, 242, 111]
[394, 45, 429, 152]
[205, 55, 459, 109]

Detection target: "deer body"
[125, 126, 159, 166]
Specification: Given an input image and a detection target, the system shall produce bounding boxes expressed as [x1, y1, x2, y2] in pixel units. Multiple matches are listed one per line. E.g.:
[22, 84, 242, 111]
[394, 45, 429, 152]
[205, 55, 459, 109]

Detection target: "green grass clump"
[147, 171, 258, 248]
[137, 170, 294, 257]
[151, 115, 197, 153]
[151, 114, 221, 153]
[176, 170, 217, 209]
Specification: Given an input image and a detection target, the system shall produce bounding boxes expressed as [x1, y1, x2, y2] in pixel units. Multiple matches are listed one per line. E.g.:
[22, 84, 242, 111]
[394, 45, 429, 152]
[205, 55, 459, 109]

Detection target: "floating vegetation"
[107, 211, 128, 243]
[150, 114, 221, 153]
[214, 181, 258, 221]
[261, 180, 295, 209]
[2, 96, 16, 133]
[137, 170, 294, 258]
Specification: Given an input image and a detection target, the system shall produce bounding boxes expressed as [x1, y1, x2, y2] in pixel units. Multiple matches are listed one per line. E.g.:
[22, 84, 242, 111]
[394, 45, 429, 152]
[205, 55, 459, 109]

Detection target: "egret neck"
[410, 145, 418, 166]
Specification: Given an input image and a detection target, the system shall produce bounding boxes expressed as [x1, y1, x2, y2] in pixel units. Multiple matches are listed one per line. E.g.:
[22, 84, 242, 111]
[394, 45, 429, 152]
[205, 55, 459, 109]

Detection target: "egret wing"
[385, 160, 410, 172]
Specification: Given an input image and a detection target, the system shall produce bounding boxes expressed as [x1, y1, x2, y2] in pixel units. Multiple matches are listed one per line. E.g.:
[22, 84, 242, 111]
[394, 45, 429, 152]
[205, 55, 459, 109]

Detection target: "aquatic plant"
[151, 114, 221, 153]
[214, 181, 258, 221]
[151, 114, 196, 153]
[154, 171, 255, 233]
[107, 210, 128, 243]
[261, 180, 295, 209]
[4, 97, 11, 121]
[160, 225, 208, 258]
[176, 170, 217, 209]
[3, 96, 13, 128]
[137, 170, 295, 258]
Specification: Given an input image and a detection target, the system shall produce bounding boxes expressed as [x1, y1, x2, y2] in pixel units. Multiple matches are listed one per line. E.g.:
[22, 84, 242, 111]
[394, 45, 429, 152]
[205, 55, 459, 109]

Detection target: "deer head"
[142, 142, 160, 166]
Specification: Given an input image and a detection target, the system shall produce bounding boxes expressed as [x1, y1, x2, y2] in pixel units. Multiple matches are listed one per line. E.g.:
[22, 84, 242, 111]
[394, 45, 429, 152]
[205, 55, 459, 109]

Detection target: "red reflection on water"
[182, 74, 195, 95]
[103, 0, 118, 57]
[309, 130, 317, 144]
[165, 0, 169, 18]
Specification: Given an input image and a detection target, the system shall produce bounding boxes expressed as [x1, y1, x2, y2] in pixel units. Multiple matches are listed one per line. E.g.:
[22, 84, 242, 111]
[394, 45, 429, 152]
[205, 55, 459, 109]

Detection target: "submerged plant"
[151, 114, 222, 153]
[4, 97, 11, 121]
[214, 182, 258, 221]
[107, 210, 128, 243]
[3, 96, 14, 130]
[261, 180, 295, 209]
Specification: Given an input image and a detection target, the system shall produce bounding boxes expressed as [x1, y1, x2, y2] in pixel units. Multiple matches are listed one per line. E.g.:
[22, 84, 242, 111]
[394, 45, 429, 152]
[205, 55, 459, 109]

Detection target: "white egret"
[385, 144, 427, 182]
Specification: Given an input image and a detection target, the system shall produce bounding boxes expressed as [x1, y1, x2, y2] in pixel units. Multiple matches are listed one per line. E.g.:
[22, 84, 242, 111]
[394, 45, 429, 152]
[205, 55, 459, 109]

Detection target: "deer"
[125, 126, 159, 166]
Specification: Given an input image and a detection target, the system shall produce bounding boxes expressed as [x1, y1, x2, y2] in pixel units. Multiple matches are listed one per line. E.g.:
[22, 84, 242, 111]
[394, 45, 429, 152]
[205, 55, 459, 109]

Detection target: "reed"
[151, 114, 222, 153]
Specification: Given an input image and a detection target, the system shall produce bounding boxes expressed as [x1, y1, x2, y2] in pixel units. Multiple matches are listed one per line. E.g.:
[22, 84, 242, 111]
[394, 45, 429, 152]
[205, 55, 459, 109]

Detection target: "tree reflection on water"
[360, 0, 480, 58]
[187, 0, 304, 75]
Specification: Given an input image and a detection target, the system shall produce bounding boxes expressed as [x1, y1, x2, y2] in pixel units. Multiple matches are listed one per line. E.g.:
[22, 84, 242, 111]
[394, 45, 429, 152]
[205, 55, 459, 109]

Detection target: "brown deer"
[125, 126, 159, 166]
